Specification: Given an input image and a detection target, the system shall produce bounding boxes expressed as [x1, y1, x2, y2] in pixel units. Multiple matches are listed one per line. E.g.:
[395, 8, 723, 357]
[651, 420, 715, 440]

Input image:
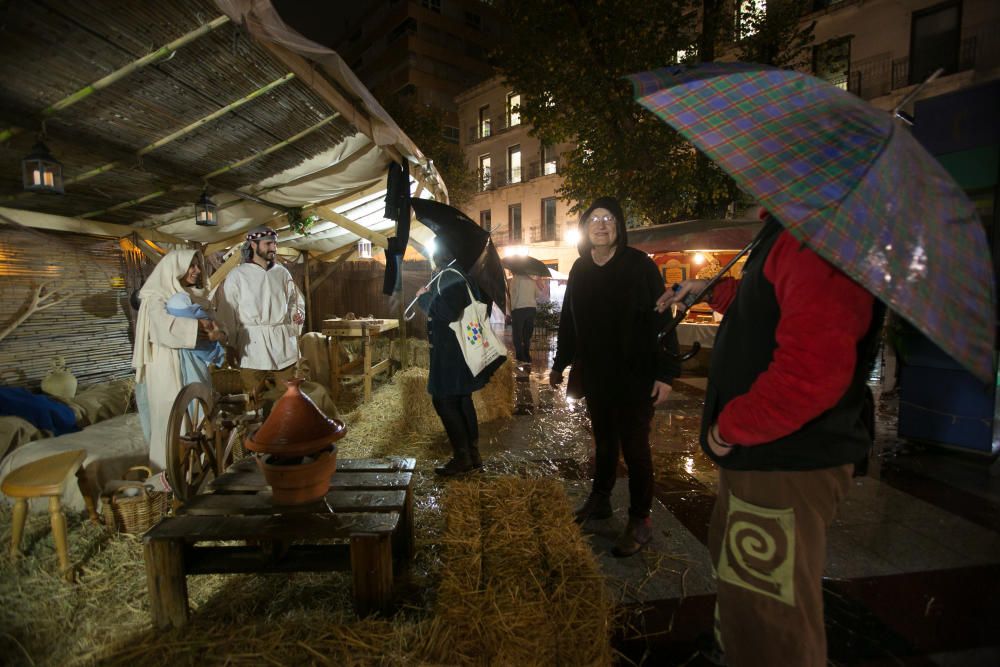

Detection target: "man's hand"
[549, 369, 563, 388]
[650, 380, 672, 407]
[707, 422, 736, 457]
[655, 279, 710, 313]
[293, 310, 305, 325]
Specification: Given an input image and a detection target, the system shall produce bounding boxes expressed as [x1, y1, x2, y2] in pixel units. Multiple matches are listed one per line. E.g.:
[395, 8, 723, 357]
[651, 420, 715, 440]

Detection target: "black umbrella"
[501, 255, 551, 277]
[411, 199, 508, 314]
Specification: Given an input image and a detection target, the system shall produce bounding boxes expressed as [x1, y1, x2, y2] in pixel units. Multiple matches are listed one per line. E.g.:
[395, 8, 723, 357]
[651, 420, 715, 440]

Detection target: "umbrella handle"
[403, 260, 457, 321]
[659, 235, 761, 360]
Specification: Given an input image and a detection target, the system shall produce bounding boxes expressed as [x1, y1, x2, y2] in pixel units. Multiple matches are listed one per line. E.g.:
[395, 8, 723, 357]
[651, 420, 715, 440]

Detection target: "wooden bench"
[2, 449, 94, 581]
[143, 456, 415, 628]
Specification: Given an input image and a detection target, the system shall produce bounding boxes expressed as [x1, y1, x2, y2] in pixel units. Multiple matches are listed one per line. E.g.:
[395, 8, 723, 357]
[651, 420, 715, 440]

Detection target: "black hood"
[578, 196, 628, 257]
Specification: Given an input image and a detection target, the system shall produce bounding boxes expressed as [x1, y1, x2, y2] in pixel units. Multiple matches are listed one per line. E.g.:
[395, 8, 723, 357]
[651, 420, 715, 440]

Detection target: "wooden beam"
[0, 206, 186, 244]
[210, 250, 242, 285]
[304, 251, 313, 332]
[314, 242, 359, 264]
[0, 15, 231, 144]
[313, 206, 389, 248]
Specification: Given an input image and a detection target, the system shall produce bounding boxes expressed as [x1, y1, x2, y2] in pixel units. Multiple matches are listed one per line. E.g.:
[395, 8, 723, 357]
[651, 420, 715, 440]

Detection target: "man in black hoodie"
[549, 197, 680, 556]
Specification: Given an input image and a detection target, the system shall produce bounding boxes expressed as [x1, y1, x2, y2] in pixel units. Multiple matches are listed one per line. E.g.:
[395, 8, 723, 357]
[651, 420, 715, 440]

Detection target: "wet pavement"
[478, 329, 1000, 666]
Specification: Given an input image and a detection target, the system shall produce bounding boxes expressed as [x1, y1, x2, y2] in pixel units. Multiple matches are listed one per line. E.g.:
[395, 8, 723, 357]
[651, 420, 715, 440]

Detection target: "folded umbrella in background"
[501, 255, 552, 277]
[628, 62, 995, 383]
[410, 199, 508, 315]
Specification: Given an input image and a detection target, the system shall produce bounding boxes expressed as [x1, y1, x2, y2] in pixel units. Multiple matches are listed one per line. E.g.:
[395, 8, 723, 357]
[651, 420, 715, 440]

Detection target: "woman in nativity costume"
[131, 249, 226, 472]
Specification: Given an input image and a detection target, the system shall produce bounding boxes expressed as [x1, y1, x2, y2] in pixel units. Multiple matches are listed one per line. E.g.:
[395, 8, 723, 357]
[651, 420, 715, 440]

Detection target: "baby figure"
[165, 292, 226, 367]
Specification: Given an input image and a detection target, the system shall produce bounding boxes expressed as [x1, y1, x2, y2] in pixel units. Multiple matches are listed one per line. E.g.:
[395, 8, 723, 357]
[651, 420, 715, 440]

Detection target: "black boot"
[573, 493, 612, 524]
[435, 442, 474, 476]
[468, 439, 483, 470]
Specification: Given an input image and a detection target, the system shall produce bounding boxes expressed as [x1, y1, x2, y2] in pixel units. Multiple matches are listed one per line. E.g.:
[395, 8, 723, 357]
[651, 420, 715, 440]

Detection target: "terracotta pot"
[246, 378, 346, 457]
[256, 447, 338, 505]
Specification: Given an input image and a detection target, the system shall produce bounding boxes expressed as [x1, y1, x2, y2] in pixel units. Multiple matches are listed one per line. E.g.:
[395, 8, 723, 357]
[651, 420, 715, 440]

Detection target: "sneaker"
[612, 516, 652, 557]
[573, 494, 612, 524]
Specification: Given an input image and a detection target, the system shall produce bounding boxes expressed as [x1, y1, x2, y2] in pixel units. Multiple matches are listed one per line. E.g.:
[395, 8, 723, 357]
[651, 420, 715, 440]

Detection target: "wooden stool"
[2, 449, 88, 580]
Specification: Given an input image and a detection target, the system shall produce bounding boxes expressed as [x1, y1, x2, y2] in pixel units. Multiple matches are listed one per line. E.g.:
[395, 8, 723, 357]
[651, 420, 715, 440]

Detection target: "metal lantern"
[195, 191, 218, 227]
[21, 142, 64, 194]
[357, 238, 373, 259]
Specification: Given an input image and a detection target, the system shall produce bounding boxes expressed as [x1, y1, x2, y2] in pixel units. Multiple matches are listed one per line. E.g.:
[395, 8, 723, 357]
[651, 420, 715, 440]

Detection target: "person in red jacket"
[657, 211, 884, 667]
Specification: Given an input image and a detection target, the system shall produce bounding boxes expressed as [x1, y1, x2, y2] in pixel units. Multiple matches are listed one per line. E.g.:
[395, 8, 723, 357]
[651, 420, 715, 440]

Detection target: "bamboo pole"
[0, 15, 231, 144]
[78, 115, 339, 219]
[0, 73, 298, 201]
[313, 206, 390, 248]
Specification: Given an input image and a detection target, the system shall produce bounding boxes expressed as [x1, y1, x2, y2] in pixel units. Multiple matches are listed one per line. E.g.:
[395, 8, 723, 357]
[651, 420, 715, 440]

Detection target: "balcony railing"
[530, 226, 559, 243]
[476, 159, 562, 192]
[467, 114, 523, 143]
[845, 25, 999, 101]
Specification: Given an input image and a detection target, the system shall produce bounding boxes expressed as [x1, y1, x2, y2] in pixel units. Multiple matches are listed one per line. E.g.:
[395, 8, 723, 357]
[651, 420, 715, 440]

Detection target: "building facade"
[331, 0, 500, 135]
[456, 77, 583, 274]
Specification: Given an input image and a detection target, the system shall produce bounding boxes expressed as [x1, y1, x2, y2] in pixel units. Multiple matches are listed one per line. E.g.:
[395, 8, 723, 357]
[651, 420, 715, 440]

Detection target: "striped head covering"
[242, 226, 277, 264]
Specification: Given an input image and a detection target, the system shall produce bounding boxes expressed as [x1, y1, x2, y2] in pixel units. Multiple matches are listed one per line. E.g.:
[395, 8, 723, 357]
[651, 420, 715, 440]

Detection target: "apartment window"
[541, 198, 557, 241]
[480, 209, 492, 232]
[442, 125, 459, 143]
[421, 0, 441, 13]
[506, 92, 521, 127]
[479, 155, 491, 191]
[509, 204, 522, 242]
[388, 18, 417, 44]
[542, 145, 557, 175]
[507, 144, 522, 184]
[478, 105, 491, 138]
[909, 1, 961, 85]
[735, 0, 766, 40]
[465, 12, 481, 30]
[813, 37, 851, 89]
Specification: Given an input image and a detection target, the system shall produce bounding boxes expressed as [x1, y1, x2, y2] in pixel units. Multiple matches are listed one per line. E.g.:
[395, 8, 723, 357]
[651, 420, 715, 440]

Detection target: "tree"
[492, 0, 816, 225]
[381, 95, 479, 208]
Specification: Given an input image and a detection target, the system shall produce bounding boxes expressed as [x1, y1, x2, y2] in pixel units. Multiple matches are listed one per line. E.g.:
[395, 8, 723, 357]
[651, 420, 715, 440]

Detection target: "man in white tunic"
[215, 227, 305, 393]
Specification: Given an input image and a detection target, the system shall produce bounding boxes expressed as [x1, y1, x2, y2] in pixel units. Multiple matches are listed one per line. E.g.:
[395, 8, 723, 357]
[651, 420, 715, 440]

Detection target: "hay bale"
[430, 478, 614, 666]
[337, 359, 514, 460]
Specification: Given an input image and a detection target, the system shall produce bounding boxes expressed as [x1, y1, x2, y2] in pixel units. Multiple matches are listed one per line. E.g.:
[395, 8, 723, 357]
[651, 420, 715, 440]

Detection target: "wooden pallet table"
[321, 318, 399, 402]
[143, 457, 415, 628]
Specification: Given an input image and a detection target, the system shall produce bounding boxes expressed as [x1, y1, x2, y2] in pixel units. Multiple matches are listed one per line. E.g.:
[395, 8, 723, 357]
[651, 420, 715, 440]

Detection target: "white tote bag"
[438, 270, 506, 376]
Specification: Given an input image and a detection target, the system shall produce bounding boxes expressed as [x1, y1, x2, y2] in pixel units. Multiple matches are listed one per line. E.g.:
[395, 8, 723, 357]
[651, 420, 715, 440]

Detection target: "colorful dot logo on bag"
[465, 320, 488, 347]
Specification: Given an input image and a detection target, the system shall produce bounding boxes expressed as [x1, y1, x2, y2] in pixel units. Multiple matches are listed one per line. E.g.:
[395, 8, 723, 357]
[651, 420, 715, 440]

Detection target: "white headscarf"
[131, 249, 211, 381]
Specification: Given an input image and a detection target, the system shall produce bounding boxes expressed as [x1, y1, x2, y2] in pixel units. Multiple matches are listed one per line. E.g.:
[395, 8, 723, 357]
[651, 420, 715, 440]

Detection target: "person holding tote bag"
[415, 241, 504, 476]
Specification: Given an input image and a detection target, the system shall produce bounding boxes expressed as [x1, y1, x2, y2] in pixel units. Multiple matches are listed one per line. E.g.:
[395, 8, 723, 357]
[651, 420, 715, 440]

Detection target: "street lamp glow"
[427, 237, 437, 257]
[692, 252, 705, 265]
[564, 228, 581, 245]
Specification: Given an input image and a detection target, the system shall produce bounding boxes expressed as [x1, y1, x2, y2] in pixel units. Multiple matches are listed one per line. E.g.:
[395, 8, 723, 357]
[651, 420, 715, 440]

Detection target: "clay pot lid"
[246, 378, 346, 457]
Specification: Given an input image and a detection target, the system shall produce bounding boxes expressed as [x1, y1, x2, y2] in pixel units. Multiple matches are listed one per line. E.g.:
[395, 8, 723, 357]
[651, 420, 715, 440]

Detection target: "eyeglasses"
[586, 214, 615, 227]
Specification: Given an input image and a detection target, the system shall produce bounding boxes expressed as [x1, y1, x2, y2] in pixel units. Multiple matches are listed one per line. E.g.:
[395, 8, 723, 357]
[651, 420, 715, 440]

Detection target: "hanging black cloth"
[382, 160, 411, 295]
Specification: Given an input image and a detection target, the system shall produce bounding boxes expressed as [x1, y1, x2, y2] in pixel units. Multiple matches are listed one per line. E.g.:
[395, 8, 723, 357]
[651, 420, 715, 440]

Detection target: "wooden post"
[304, 250, 313, 333]
[397, 259, 408, 370]
[362, 333, 373, 402]
[350, 532, 393, 616]
[144, 539, 190, 628]
[48, 496, 71, 579]
[10, 499, 26, 557]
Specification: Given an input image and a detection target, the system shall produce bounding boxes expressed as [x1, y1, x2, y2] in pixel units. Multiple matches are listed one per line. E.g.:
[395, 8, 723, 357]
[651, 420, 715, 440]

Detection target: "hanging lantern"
[21, 142, 64, 194]
[357, 238, 373, 259]
[195, 191, 218, 227]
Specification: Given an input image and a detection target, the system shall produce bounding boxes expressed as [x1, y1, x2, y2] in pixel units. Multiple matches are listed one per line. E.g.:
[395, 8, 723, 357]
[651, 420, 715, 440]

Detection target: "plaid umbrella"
[628, 62, 995, 383]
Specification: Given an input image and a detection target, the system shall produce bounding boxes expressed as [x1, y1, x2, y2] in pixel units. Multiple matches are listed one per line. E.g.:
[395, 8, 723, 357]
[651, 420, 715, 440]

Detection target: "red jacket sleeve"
[708, 277, 738, 313]
[716, 232, 874, 446]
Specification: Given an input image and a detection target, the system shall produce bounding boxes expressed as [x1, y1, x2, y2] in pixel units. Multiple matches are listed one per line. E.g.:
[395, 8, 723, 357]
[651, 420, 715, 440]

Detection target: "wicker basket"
[212, 366, 244, 395]
[101, 466, 171, 534]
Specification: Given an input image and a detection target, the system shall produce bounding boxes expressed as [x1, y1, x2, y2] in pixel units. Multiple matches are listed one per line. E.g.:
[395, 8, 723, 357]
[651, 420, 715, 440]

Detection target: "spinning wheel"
[166, 382, 230, 503]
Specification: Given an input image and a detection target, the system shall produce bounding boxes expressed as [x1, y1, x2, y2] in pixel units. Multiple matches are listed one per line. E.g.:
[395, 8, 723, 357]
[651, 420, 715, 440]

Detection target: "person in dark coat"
[549, 197, 680, 557]
[416, 242, 498, 475]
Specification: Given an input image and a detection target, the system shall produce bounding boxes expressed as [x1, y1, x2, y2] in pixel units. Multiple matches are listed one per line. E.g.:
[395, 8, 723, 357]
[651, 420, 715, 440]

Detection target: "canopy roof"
[0, 0, 445, 262]
[628, 218, 761, 254]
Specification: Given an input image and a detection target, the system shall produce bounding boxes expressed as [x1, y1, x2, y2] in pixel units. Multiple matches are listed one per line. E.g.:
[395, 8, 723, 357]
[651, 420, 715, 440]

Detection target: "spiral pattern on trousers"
[723, 510, 790, 599]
